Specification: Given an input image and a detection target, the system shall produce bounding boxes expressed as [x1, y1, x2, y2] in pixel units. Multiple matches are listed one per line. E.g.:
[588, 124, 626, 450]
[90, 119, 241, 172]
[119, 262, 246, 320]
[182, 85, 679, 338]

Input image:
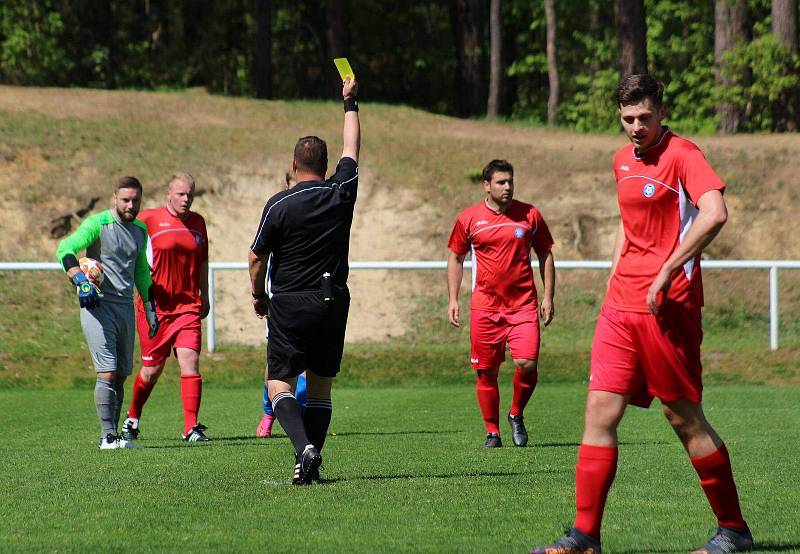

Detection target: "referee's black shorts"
[266, 289, 350, 380]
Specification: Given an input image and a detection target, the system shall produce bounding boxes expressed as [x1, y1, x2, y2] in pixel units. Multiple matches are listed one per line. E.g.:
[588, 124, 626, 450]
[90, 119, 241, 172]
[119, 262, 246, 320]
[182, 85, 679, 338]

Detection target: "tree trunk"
[772, 0, 798, 131]
[487, 0, 502, 117]
[714, 0, 748, 133]
[255, 0, 271, 99]
[450, 0, 484, 117]
[614, 0, 647, 78]
[545, 0, 559, 125]
[326, 0, 350, 94]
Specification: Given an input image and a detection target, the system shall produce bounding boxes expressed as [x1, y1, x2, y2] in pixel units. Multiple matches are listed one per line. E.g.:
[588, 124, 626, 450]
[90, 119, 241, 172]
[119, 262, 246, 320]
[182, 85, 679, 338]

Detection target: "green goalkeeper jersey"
[56, 209, 153, 303]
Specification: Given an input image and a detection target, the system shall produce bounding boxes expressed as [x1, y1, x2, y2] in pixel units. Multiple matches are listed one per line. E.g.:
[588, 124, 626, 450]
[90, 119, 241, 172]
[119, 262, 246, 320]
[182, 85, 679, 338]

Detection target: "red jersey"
[605, 129, 725, 313]
[136, 206, 208, 315]
[449, 199, 553, 312]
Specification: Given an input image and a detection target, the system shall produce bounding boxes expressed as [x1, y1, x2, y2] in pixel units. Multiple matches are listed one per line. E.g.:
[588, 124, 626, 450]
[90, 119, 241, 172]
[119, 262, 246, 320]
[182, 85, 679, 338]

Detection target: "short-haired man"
[56, 177, 159, 449]
[121, 173, 211, 443]
[249, 77, 360, 484]
[447, 159, 555, 448]
[532, 74, 751, 554]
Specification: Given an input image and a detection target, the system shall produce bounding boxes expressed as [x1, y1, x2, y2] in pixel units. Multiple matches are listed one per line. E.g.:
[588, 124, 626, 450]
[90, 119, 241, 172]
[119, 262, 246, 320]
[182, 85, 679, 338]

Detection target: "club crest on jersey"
[514, 228, 525, 239]
[642, 183, 656, 198]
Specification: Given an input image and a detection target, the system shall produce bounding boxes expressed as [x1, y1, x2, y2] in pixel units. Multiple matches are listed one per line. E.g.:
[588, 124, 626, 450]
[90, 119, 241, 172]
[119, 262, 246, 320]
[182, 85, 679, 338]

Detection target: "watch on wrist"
[252, 292, 268, 300]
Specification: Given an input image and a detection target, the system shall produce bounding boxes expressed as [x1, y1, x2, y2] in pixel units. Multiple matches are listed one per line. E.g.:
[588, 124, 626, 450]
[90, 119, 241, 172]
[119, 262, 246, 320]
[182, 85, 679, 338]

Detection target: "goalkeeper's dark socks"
[510, 365, 538, 416]
[94, 377, 118, 437]
[304, 397, 333, 451]
[691, 444, 747, 530]
[272, 391, 312, 455]
[475, 370, 500, 435]
[128, 371, 156, 419]
[573, 443, 618, 540]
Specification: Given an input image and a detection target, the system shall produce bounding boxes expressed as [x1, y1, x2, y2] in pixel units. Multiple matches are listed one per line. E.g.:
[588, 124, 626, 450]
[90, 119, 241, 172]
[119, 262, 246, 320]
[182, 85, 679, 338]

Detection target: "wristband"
[252, 292, 268, 300]
[344, 98, 359, 112]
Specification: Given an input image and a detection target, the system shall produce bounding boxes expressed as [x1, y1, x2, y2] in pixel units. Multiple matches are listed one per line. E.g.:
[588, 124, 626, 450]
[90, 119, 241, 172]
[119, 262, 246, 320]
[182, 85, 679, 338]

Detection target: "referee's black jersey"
[251, 156, 358, 294]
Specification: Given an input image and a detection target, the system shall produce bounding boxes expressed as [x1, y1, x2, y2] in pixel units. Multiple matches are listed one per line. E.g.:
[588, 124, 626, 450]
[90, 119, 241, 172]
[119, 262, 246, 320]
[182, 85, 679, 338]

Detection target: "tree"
[255, 0, 271, 99]
[544, 0, 559, 124]
[326, 0, 349, 94]
[450, 0, 484, 117]
[615, 0, 647, 77]
[714, 0, 748, 133]
[487, 0, 502, 117]
[771, 0, 798, 131]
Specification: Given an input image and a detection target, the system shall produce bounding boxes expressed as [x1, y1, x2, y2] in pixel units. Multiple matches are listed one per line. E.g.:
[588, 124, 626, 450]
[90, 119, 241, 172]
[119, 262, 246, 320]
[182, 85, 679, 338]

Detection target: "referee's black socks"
[304, 398, 333, 451]
[272, 392, 312, 455]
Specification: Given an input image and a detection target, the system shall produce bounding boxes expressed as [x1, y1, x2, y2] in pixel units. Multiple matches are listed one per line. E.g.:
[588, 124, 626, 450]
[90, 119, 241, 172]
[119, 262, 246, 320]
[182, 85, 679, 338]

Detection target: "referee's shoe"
[293, 445, 322, 486]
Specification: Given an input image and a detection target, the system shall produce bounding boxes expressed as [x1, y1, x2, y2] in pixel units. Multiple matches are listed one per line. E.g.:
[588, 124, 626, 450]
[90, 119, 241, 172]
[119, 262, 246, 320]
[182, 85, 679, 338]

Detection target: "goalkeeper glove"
[72, 272, 101, 309]
[144, 298, 159, 338]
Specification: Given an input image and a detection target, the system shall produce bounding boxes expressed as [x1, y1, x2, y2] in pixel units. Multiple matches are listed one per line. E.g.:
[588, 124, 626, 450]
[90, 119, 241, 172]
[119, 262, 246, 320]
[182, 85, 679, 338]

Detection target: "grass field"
[1, 383, 798, 553]
[1, 85, 799, 553]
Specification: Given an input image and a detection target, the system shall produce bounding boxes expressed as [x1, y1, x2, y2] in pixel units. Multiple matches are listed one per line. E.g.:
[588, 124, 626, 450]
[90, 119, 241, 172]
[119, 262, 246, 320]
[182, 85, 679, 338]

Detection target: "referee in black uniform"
[249, 77, 360, 485]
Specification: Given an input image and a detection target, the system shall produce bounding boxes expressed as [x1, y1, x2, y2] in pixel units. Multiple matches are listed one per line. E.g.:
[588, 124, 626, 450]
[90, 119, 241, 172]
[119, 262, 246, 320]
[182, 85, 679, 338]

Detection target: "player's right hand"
[448, 299, 460, 328]
[72, 272, 101, 310]
[343, 78, 358, 99]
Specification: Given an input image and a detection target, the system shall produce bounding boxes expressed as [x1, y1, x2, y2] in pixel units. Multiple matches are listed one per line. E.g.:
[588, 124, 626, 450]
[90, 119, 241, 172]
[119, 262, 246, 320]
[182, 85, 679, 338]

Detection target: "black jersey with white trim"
[251, 157, 358, 294]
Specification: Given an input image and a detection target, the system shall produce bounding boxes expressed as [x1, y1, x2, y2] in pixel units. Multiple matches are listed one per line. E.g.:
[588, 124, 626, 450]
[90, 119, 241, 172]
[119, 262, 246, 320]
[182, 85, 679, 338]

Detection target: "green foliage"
[646, 0, 717, 133]
[0, 0, 798, 133]
[720, 34, 800, 132]
[0, 0, 72, 85]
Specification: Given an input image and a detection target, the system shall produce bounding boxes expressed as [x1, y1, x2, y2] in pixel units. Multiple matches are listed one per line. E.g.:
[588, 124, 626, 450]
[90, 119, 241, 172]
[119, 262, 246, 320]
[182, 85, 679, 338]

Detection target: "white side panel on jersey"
[470, 244, 477, 293]
[678, 178, 698, 280]
[146, 235, 154, 268]
[267, 254, 274, 298]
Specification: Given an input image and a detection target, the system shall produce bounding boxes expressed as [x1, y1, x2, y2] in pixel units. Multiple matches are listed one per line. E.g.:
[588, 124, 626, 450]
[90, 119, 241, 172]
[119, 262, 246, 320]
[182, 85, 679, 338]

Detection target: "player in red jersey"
[121, 173, 212, 443]
[532, 75, 752, 554]
[447, 159, 555, 448]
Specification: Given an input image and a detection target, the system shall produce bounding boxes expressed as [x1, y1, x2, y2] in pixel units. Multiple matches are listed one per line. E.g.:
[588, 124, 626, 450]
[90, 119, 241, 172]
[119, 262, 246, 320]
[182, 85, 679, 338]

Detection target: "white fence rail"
[3, 260, 799, 352]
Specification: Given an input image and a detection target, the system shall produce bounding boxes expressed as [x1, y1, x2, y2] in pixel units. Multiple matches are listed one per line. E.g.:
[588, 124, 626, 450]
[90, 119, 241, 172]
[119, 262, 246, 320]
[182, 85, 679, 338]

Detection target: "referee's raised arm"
[341, 78, 360, 163]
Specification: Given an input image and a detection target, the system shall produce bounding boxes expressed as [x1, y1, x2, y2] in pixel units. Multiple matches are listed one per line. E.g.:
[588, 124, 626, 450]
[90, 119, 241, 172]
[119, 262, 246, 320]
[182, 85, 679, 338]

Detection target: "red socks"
[475, 371, 500, 434]
[180, 374, 202, 434]
[574, 444, 619, 540]
[691, 445, 747, 530]
[128, 371, 156, 419]
[510, 366, 538, 417]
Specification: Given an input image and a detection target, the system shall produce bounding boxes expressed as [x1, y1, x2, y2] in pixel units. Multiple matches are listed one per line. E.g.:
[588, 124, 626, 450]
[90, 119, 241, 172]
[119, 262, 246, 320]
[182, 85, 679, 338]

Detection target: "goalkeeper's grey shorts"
[80, 299, 135, 375]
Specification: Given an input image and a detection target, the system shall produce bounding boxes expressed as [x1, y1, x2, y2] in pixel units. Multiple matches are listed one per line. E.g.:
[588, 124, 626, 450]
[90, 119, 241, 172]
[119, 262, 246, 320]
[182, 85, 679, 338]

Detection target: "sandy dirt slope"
[2, 86, 799, 345]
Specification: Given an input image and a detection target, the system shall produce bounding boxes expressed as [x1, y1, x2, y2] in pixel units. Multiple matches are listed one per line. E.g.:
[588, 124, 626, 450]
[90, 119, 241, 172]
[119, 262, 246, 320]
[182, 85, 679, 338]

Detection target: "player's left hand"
[200, 296, 210, 319]
[647, 266, 673, 315]
[145, 300, 159, 338]
[253, 296, 270, 319]
[539, 297, 554, 326]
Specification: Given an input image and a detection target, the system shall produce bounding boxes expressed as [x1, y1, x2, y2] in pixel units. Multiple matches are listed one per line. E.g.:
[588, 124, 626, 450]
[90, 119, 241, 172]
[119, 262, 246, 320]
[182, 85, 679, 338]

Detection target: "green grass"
[2, 269, 800, 388]
[0, 383, 798, 552]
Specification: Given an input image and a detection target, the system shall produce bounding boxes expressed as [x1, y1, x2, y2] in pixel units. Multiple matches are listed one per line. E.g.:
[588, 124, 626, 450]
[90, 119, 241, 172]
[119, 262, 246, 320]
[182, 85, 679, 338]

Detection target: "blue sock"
[264, 375, 307, 415]
[296, 374, 308, 408]
[262, 383, 273, 416]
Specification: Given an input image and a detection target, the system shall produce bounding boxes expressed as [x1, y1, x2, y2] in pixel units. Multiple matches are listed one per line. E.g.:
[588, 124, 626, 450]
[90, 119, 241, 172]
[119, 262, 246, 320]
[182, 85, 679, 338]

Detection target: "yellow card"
[333, 58, 355, 80]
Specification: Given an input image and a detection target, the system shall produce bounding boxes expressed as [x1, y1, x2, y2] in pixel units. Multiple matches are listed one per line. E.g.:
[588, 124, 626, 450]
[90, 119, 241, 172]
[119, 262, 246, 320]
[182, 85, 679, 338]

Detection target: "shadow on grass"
[751, 544, 800, 552]
[319, 468, 570, 484]
[612, 539, 800, 554]
[533, 440, 671, 448]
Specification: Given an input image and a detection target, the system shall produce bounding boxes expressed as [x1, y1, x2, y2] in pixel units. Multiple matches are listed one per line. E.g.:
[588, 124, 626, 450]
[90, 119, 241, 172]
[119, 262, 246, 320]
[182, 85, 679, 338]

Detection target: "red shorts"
[590, 303, 703, 408]
[469, 307, 540, 370]
[137, 311, 202, 366]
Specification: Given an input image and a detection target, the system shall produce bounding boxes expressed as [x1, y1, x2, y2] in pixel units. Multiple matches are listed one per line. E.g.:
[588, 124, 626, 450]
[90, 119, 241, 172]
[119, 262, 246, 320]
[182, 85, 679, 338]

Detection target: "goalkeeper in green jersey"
[56, 176, 158, 449]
